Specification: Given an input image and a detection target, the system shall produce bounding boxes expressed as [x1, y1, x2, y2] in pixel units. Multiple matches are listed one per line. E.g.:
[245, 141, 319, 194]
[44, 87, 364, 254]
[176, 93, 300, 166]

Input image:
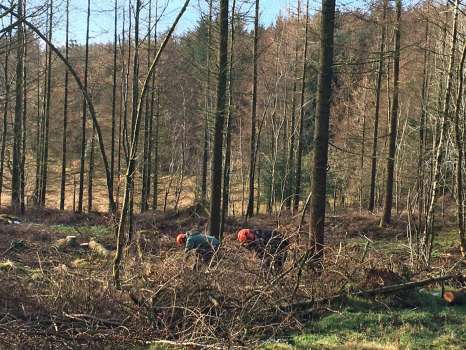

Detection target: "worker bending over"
[237, 228, 289, 275]
[177, 230, 220, 270]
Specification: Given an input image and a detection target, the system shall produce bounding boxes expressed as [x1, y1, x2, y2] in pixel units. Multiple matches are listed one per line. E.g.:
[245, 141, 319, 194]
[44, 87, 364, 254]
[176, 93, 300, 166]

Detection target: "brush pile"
[0, 210, 464, 349]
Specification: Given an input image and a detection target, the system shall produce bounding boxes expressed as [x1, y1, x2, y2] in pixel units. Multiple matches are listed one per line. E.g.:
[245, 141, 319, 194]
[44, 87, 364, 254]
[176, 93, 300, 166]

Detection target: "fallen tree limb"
[63, 313, 122, 327]
[282, 273, 464, 313]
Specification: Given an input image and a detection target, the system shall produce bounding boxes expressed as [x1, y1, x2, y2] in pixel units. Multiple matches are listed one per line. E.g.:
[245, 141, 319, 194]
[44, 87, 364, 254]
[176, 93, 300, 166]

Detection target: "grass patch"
[434, 229, 460, 250]
[51, 224, 112, 238]
[266, 293, 466, 350]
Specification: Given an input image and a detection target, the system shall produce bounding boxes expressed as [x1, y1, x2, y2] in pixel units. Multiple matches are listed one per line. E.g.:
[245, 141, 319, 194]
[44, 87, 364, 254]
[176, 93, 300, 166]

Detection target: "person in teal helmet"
[176, 230, 220, 269]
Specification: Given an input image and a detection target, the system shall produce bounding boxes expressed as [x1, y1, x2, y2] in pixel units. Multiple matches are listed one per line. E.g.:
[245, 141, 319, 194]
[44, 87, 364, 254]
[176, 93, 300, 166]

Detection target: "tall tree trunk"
[246, 0, 259, 218]
[0, 17, 12, 207]
[293, 0, 310, 212]
[309, 0, 336, 262]
[88, 128, 95, 211]
[20, 1, 27, 213]
[380, 0, 402, 226]
[453, 43, 466, 258]
[417, 18, 429, 236]
[60, 0, 70, 211]
[39, 0, 53, 207]
[150, 1, 158, 211]
[209, 0, 229, 238]
[117, 6, 126, 210]
[127, 0, 141, 241]
[141, 0, 153, 212]
[11, 0, 25, 212]
[122, 3, 131, 166]
[221, 0, 236, 234]
[359, 86, 367, 211]
[423, 0, 459, 253]
[369, 0, 388, 212]
[33, 51, 42, 207]
[78, 0, 91, 213]
[113, 0, 190, 288]
[286, 1, 301, 211]
[152, 92, 160, 210]
[200, 0, 213, 206]
[110, 0, 118, 205]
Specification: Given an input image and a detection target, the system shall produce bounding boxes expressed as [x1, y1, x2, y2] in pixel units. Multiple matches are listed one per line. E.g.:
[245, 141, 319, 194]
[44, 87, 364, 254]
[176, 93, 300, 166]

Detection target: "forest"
[0, 0, 465, 349]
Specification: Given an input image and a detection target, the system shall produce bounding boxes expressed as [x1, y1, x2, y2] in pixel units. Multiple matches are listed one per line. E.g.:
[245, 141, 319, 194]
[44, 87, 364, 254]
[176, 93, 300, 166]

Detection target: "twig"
[62, 313, 122, 327]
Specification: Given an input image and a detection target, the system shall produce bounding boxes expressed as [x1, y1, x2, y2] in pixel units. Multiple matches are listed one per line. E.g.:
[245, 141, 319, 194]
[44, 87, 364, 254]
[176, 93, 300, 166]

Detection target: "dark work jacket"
[247, 229, 288, 257]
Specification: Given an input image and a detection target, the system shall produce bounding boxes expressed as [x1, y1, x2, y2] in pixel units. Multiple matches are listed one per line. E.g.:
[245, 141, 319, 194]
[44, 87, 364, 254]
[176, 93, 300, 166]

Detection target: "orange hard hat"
[237, 229, 256, 243]
[176, 233, 186, 246]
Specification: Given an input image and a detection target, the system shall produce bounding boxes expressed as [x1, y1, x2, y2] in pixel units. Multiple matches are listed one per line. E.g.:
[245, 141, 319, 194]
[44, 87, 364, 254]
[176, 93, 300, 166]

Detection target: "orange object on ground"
[176, 233, 187, 246]
[237, 229, 256, 243]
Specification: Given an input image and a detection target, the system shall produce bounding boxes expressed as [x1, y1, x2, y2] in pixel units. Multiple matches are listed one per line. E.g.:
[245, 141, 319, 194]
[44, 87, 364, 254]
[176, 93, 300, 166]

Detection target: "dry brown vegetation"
[0, 208, 464, 349]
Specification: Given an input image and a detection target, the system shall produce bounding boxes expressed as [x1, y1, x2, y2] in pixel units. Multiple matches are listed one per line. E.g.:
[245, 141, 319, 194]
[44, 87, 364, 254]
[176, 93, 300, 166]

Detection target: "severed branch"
[282, 273, 464, 313]
[63, 313, 123, 327]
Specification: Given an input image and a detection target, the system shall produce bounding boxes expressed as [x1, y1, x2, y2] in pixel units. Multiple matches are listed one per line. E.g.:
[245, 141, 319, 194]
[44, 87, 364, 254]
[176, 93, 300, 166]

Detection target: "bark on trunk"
[309, 0, 336, 262]
[209, 0, 229, 238]
[381, 0, 402, 226]
[246, 0, 259, 218]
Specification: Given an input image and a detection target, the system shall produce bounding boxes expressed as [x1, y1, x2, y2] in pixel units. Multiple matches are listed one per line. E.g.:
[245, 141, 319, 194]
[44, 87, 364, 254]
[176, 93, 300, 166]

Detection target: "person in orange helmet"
[176, 230, 220, 270]
[237, 228, 289, 275]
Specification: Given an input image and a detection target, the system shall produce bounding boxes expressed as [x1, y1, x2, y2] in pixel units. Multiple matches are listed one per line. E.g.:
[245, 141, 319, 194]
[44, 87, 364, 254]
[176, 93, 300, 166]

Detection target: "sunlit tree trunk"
[369, 0, 388, 212]
[11, 0, 25, 212]
[381, 0, 402, 226]
[200, 0, 213, 206]
[20, 1, 27, 213]
[0, 17, 12, 207]
[38, 0, 53, 207]
[88, 128, 95, 211]
[221, 0, 236, 234]
[246, 0, 259, 218]
[309, 0, 336, 262]
[453, 43, 466, 258]
[113, 0, 190, 288]
[209, 0, 229, 238]
[417, 18, 429, 238]
[151, 3, 159, 211]
[60, 0, 70, 210]
[128, 0, 141, 240]
[110, 0, 118, 206]
[286, 1, 301, 211]
[423, 0, 459, 258]
[78, 0, 91, 213]
[293, 0, 310, 212]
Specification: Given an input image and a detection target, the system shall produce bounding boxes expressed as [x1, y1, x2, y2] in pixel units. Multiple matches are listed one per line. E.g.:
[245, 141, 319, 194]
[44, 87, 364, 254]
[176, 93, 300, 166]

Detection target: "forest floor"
[0, 206, 464, 349]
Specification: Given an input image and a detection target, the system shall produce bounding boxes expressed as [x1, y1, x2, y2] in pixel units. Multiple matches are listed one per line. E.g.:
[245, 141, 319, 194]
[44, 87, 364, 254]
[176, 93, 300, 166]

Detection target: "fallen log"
[88, 240, 111, 257]
[54, 236, 79, 249]
[443, 289, 466, 305]
[282, 273, 464, 313]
